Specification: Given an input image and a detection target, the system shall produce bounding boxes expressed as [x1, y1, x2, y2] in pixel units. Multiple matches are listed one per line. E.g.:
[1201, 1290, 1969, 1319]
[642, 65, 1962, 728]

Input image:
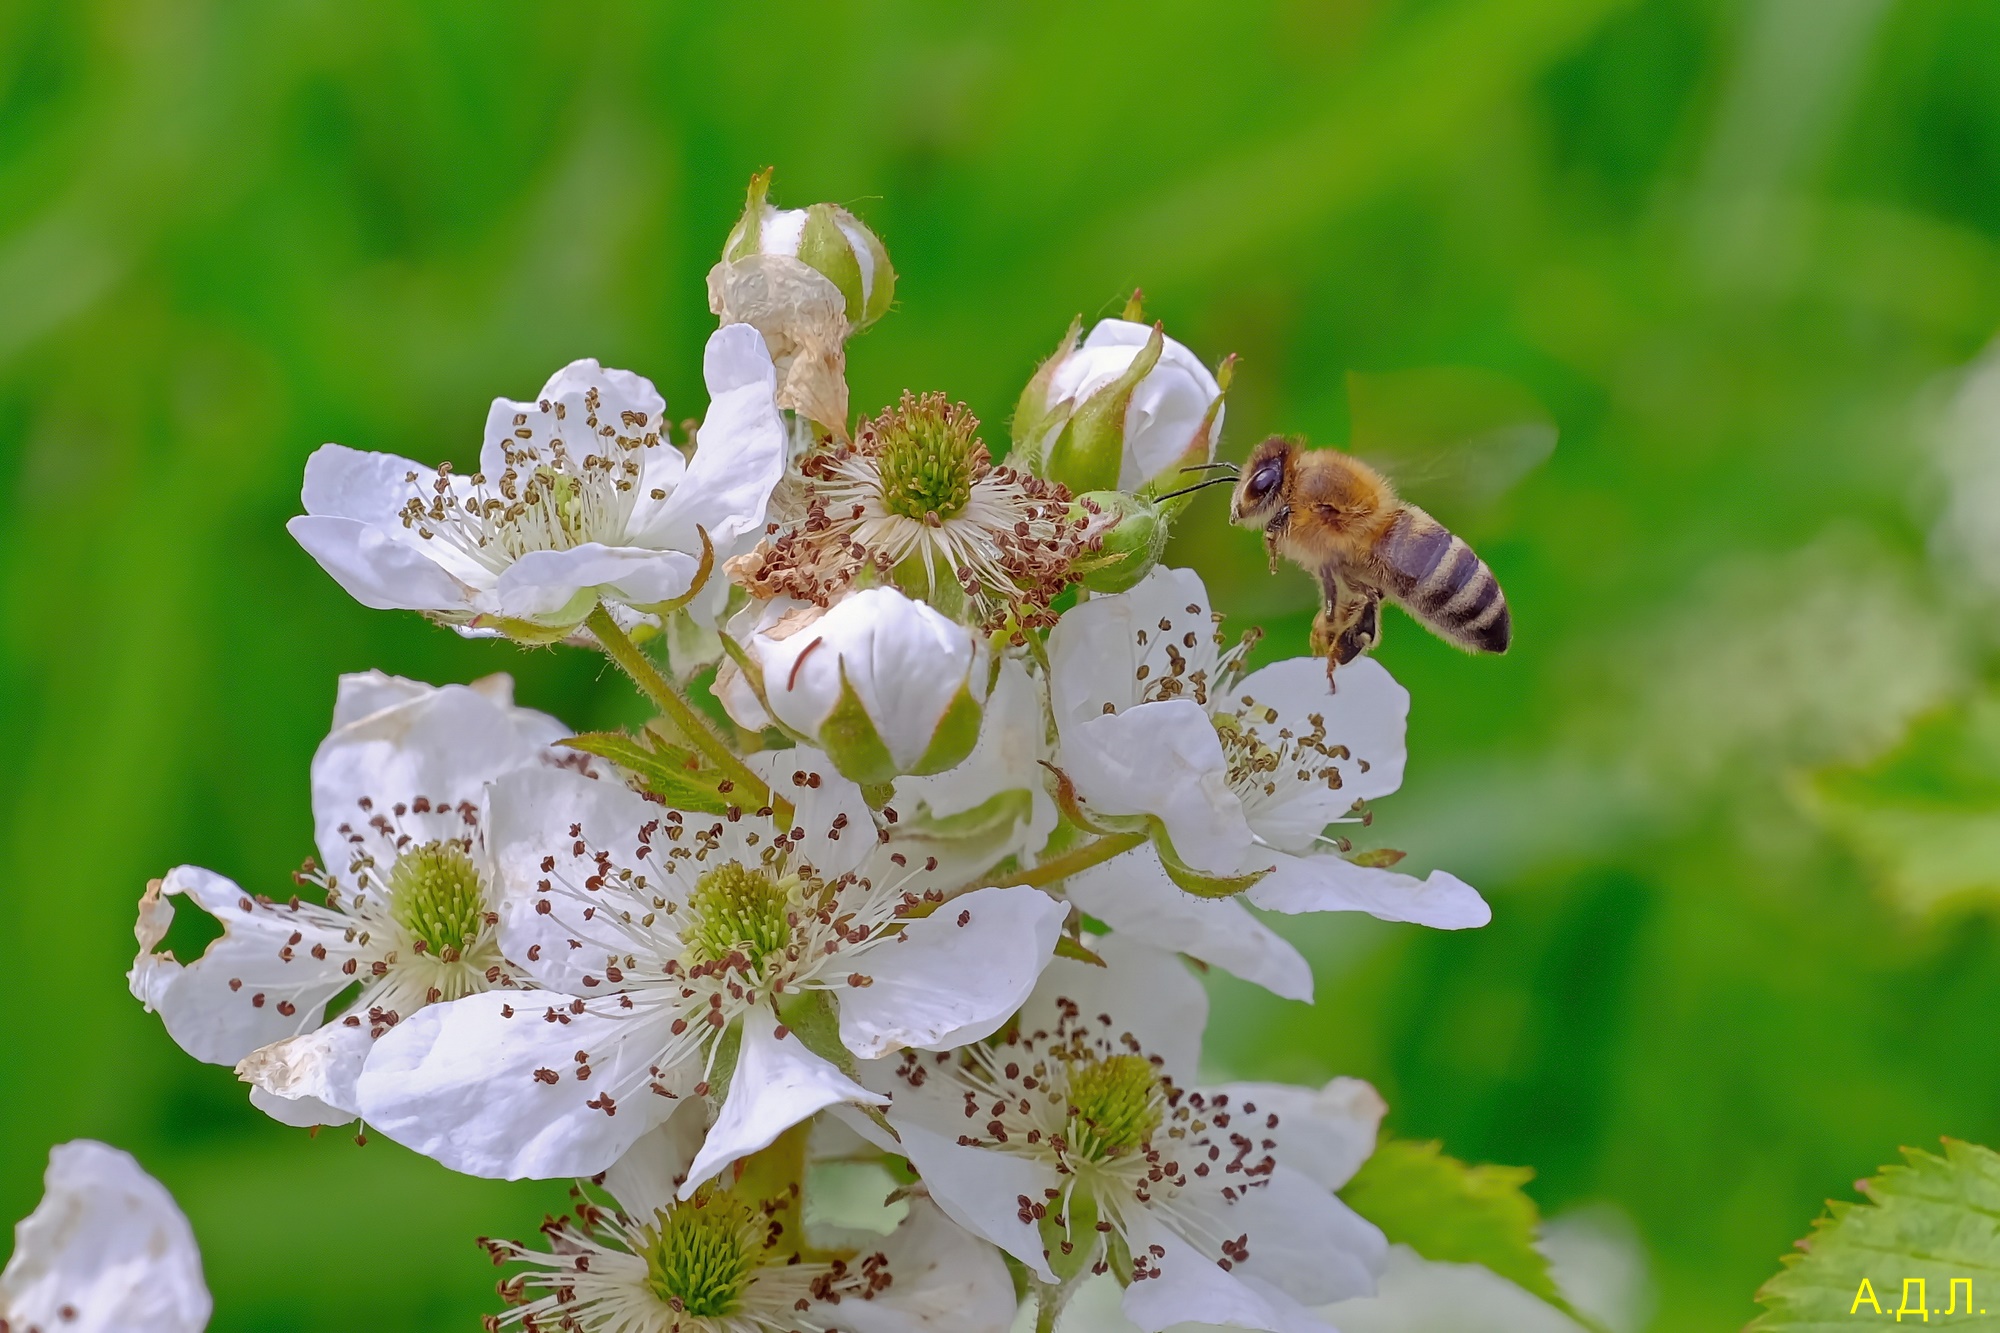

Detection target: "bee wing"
[1347, 366, 1556, 516]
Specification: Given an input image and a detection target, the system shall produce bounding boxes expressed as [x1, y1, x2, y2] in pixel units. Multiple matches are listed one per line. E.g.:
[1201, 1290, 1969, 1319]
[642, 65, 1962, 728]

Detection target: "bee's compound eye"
[1248, 462, 1282, 502]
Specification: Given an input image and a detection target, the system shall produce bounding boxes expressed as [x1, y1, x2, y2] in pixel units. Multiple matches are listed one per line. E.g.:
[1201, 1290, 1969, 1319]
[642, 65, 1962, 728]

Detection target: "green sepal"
[1053, 936, 1107, 968]
[1153, 823, 1269, 899]
[817, 663, 902, 787]
[1349, 847, 1407, 869]
[1042, 1184, 1103, 1282]
[777, 988, 900, 1147]
[465, 594, 594, 644]
[557, 731, 733, 814]
[705, 1017, 745, 1104]
[1042, 762, 1148, 838]
[724, 167, 774, 261]
[799, 203, 866, 326]
[858, 223, 896, 329]
[907, 673, 984, 776]
[1341, 1138, 1605, 1332]
[1042, 322, 1164, 495]
[628, 525, 716, 621]
[1011, 316, 1082, 469]
[1070, 491, 1167, 594]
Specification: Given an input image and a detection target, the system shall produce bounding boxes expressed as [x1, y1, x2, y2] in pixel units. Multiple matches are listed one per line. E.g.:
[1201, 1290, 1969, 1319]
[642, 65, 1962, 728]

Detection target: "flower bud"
[1069, 490, 1167, 594]
[718, 588, 988, 786]
[724, 168, 896, 332]
[1012, 314, 1227, 496]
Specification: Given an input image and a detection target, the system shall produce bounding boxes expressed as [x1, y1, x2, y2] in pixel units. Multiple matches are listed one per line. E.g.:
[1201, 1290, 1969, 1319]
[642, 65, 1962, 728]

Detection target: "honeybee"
[1226, 435, 1511, 680]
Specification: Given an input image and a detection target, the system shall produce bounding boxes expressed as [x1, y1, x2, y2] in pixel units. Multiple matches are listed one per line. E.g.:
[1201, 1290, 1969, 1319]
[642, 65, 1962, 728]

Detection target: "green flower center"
[641, 1195, 759, 1317]
[683, 862, 794, 972]
[388, 840, 486, 959]
[1066, 1053, 1165, 1161]
[526, 465, 589, 546]
[870, 391, 982, 523]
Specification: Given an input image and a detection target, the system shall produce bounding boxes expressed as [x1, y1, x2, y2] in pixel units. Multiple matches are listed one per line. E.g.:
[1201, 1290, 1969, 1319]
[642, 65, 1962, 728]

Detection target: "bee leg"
[1263, 507, 1290, 575]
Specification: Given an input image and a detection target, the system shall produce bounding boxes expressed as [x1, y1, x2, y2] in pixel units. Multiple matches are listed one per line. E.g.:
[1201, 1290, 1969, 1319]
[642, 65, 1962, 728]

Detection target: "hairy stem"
[584, 604, 792, 827]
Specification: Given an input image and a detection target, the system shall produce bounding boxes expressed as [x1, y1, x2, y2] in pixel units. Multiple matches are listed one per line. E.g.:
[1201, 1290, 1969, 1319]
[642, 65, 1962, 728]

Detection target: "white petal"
[1118, 1211, 1333, 1333]
[489, 765, 676, 991]
[0, 1141, 210, 1333]
[287, 514, 473, 612]
[299, 442, 431, 520]
[680, 1008, 886, 1197]
[1064, 703, 1252, 875]
[247, 1086, 351, 1128]
[1021, 933, 1208, 1082]
[234, 1018, 378, 1126]
[1194, 1165, 1386, 1307]
[311, 674, 568, 869]
[354, 989, 688, 1179]
[481, 359, 668, 482]
[601, 1101, 710, 1221]
[129, 867, 352, 1066]
[746, 745, 877, 880]
[1067, 848, 1314, 1001]
[1246, 852, 1490, 930]
[1207, 1077, 1385, 1193]
[492, 542, 699, 618]
[838, 885, 1064, 1059]
[1049, 566, 1221, 728]
[328, 669, 434, 729]
[634, 324, 788, 553]
[835, 1198, 1018, 1333]
[1229, 656, 1410, 845]
[839, 1103, 1061, 1281]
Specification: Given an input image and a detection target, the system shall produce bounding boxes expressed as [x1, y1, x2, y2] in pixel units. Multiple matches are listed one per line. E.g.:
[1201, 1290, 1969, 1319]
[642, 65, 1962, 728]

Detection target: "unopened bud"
[1069, 491, 1166, 593]
[724, 169, 896, 332]
[1012, 316, 1226, 496]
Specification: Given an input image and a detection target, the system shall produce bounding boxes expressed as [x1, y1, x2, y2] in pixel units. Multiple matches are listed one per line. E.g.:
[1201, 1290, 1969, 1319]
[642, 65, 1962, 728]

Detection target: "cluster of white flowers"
[109, 172, 1491, 1333]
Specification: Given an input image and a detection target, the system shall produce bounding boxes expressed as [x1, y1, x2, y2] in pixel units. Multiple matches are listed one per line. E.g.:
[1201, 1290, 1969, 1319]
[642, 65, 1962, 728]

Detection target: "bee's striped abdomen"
[1375, 505, 1511, 654]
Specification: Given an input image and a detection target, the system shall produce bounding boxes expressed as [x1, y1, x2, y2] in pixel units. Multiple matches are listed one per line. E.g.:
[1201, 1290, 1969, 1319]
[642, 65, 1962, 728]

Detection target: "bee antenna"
[1153, 475, 1239, 502]
[1177, 462, 1240, 475]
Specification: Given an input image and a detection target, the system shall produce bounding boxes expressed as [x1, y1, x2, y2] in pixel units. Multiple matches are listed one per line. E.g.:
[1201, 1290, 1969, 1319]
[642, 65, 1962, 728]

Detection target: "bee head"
[1230, 436, 1293, 526]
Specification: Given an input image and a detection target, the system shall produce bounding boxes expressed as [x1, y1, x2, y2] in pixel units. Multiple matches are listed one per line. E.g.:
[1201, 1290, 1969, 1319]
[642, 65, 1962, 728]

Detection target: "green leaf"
[557, 731, 732, 814]
[1341, 1138, 1601, 1330]
[1800, 693, 2000, 914]
[1750, 1139, 2000, 1330]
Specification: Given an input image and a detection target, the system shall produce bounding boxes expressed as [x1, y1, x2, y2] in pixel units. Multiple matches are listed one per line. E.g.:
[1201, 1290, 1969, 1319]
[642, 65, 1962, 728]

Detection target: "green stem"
[584, 604, 791, 827]
[1033, 1278, 1066, 1333]
[974, 830, 1144, 893]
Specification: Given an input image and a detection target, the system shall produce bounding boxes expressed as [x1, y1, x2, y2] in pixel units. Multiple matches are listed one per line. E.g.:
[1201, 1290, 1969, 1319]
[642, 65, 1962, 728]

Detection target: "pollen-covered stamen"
[1214, 697, 1356, 820]
[728, 392, 1091, 635]
[389, 840, 486, 961]
[897, 997, 1280, 1286]
[481, 1186, 892, 1333]
[395, 386, 664, 575]
[681, 862, 797, 978]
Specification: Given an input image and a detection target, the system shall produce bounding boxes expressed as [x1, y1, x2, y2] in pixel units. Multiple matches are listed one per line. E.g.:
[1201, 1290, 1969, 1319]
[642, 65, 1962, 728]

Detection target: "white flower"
[0, 1140, 210, 1333]
[851, 936, 1388, 1333]
[1016, 318, 1225, 496]
[129, 671, 569, 1126]
[717, 588, 990, 786]
[287, 326, 786, 636]
[477, 1112, 1012, 1333]
[352, 752, 1065, 1183]
[1046, 566, 1488, 998]
[726, 393, 1089, 632]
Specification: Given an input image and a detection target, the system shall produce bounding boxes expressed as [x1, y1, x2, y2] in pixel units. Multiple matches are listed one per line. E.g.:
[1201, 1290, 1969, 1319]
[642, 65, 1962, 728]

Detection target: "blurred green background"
[6, 0, 2000, 1328]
